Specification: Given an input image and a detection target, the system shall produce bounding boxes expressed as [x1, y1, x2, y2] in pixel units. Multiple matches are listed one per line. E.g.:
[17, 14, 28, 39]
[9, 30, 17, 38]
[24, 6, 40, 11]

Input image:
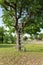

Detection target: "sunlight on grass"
[24, 44, 43, 52]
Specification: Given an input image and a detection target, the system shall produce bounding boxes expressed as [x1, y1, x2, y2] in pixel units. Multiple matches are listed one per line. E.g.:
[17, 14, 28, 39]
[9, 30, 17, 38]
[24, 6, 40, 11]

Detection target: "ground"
[23, 39, 43, 44]
[0, 44, 43, 65]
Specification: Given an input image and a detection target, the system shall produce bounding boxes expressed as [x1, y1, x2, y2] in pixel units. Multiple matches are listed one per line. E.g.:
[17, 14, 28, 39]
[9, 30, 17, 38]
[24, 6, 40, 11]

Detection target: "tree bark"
[15, 17, 21, 51]
[16, 29, 21, 51]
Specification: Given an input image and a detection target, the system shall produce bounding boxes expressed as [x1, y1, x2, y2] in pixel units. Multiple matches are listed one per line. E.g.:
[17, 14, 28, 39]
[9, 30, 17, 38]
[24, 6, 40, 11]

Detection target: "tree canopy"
[0, 0, 43, 34]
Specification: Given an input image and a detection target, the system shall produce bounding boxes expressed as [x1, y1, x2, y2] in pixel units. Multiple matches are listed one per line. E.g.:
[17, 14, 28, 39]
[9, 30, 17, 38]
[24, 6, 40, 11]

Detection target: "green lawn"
[24, 44, 43, 52]
[0, 44, 43, 65]
[0, 44, 43, 51]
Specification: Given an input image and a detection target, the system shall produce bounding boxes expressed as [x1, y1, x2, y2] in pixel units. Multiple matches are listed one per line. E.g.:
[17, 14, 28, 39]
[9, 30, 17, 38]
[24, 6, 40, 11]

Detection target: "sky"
[0, 8, 43, 33]
[0, 8, 3, 26]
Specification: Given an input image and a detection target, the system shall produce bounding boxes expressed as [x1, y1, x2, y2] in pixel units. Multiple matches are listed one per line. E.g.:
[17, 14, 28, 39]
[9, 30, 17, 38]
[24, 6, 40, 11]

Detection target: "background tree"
[0, 26, 4, 43]
[0, 0, 43, 50]
[0, 26, 16, 44]
[3, 32, 16, 44]
[39, 33, 43, 40]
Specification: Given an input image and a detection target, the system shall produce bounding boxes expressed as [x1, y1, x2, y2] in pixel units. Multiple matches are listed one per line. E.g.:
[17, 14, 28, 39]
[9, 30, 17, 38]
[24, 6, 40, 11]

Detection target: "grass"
[0, 44, 43, 65]
[0, 44, 15, 48]
[24, 44, 43, 52]
[0, 44, 43, 52]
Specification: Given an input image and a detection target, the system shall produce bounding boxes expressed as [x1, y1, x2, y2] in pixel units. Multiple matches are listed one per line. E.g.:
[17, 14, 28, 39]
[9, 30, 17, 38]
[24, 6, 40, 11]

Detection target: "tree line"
[0, 26, 16, 44]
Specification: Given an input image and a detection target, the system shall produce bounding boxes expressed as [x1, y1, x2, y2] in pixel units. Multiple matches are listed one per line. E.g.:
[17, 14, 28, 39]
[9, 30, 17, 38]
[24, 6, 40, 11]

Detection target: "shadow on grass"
[0, 44, 15, 48]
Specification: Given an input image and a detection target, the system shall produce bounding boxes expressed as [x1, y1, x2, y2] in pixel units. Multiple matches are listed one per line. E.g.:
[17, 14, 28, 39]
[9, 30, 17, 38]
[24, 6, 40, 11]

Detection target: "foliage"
[39, 33, 43, 38]
[3, 32, 16, 44]
[0, 0, 43, 34]
[30, 33, 43, 40]
[0, 26, 4, 43]
[23, 36, 28, 41]
[38, 33, 43, 40]
[0, 26, 16, 44]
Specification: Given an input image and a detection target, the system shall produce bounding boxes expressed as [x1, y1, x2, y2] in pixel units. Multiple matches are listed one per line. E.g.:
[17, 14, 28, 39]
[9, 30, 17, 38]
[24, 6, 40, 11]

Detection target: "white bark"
[16, 30, 21, 51]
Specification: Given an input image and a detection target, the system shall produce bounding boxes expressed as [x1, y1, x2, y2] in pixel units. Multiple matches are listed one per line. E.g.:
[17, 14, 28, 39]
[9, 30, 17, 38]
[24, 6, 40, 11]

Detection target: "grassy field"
[24, 44, 43, 52]
[0, 44, 43, 65]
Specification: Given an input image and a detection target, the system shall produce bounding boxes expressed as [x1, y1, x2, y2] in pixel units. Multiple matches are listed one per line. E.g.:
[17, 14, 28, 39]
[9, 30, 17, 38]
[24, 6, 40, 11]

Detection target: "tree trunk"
[16, 29, 21, 51]
[15, 6, 21, 51]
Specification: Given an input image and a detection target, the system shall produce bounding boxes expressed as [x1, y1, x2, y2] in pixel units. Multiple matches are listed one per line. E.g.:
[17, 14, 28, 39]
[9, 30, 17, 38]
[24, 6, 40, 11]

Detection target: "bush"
[23, 36, 28, 41]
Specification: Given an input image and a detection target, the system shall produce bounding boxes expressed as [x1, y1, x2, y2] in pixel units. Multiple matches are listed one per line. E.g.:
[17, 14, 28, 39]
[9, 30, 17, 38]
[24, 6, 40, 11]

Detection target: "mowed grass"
[24, 44, 43, 52]
[0, 44, 43, 65]
[0, 44, 15, 48]
[0, 44, 43, 52]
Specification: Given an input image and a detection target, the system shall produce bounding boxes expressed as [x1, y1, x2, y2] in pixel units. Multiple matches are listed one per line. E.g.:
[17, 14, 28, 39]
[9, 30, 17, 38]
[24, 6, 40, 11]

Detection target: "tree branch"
[22, 12, 33, 28]
[4, 0, 16, 10]
[18, 6, 22, 19]
[17, 0, 23, 19]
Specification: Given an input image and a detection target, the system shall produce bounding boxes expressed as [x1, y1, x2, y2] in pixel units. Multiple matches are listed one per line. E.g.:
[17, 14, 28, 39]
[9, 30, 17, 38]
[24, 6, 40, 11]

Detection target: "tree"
[0, 26, 16, 44]
[0, 0, 43, 50]
[0, 26, 4, 43]
[3, 32, 16, 44]
[39, 33, 43, 40]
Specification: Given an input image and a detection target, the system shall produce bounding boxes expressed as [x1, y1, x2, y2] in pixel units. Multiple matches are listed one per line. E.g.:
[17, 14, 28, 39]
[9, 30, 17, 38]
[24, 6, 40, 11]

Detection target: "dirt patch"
[0, 52, 43, 65]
